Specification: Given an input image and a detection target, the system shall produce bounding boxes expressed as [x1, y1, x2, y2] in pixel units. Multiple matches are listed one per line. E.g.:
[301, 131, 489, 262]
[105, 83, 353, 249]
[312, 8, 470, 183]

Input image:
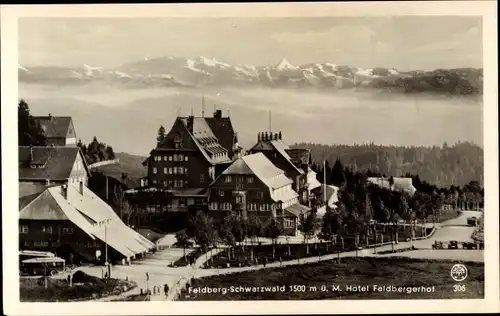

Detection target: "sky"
[19, 16, 483, 70]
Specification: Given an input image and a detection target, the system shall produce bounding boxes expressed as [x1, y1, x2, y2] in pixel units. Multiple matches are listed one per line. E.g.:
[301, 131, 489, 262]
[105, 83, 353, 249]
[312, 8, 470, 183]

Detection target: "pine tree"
[157, 125, 166, 146]
[18, 99, 46, 146]
[331, 159, 347, 187]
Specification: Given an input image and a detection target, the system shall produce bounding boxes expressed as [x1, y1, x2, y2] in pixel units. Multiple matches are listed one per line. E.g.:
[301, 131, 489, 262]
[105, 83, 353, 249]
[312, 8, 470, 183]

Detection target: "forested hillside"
[294, 142, 483, 187]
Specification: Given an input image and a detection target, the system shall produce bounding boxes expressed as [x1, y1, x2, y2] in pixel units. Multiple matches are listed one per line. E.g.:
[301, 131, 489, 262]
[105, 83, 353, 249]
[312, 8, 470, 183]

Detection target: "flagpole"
[323, 160, 327, 206]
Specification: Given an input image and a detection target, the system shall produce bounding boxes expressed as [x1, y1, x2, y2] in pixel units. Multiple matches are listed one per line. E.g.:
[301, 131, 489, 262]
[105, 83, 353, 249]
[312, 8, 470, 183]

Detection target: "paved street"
[76, 210, 483, 301]
[78, 247, 196, 301]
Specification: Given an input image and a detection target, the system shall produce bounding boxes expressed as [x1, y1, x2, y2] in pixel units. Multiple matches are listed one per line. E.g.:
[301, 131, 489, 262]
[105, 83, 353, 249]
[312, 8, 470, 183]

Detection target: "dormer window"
[174, 133, 183, 148]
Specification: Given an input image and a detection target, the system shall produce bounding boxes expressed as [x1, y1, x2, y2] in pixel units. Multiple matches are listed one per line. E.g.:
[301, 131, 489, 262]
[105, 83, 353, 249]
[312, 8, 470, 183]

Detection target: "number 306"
[454, 285, 466, 292]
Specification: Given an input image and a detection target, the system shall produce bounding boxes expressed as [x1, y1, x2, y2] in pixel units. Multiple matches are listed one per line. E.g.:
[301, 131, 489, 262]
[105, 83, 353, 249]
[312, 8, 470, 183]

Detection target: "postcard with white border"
[2, 2, 499, 315]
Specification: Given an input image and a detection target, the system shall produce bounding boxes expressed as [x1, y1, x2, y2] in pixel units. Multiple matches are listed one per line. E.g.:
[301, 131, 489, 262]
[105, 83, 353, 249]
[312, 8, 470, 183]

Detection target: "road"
[190, 211, 484, 285]
[78, 247, 196, 301]
[80, 210, 483, 301]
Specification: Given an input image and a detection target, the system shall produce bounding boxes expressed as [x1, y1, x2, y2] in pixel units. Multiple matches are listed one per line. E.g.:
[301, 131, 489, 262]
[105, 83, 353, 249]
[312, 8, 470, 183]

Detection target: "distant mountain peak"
[275, 58, 298, 70]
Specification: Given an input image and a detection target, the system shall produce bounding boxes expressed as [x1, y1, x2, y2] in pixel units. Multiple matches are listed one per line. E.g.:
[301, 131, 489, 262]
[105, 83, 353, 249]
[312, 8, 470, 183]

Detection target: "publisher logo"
[450, 264, 468, 282]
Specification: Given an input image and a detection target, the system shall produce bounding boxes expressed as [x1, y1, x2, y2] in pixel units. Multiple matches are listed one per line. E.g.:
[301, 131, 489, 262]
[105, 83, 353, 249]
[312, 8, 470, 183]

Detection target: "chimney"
[213, 109, 222, 119]
[264, 131, 269, 141]
[48, 113, 52, 120]
[186, 115, 194, 133]
[258, 132, 261, 142]
[61, 184, 68, 200]
[273, 133, 278, 141]
[278, 131, 282, 140]
[45, 179, 50, 186]
[79, 181, 84, 195]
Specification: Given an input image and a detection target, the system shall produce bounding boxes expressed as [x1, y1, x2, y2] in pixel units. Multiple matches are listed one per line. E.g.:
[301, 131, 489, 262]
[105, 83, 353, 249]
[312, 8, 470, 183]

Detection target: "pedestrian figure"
[263, 257, 267, 268]
[279, 256, 282, 267]
[164, 284, 169, 298]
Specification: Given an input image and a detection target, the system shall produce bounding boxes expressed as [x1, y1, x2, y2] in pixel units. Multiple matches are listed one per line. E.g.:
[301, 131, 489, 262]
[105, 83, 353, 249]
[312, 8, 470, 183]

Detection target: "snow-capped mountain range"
[18, 56, 483, 95]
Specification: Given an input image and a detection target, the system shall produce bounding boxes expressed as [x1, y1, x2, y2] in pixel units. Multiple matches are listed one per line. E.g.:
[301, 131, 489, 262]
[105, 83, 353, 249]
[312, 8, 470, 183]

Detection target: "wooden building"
[208, 152, 311, 236]
[19, 182, 154, 265]
[32, 115, 78, 146]
[138, 109, 241, 214]
[19, 146, 90, 188]
[248, 132, 318, 206]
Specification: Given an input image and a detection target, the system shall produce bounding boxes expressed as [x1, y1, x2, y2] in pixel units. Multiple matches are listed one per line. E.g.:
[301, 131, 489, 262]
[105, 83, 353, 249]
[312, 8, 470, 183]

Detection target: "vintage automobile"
[432, 241, 445, 249]
[462, 241, 478, 249]
[467, 217, 478, 227]
[448, 240, 459, 249]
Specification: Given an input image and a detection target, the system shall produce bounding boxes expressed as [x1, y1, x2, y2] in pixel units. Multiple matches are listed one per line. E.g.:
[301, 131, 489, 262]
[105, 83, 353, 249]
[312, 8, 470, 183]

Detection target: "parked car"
[462, 242, 478, 249]
[448, 240, 459, 249]
[467, 217, 478, 227]
[432, 241, 445, 249]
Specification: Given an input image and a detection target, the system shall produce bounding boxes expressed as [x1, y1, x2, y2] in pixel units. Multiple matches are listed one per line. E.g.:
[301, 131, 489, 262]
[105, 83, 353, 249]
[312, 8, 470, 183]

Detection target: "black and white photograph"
[2, 2, 499, 315]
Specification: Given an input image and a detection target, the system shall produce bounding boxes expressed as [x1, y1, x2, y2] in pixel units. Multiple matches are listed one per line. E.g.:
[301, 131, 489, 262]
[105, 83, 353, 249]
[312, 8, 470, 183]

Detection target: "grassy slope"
[91, 152, 147, 188]
[179, 257, 484, 300]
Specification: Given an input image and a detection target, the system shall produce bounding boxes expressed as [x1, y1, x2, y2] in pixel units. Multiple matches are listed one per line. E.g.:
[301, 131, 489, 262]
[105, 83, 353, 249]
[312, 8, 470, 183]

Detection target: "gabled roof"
[270, 140, 304, 175]
[220, 158, 254, 175]
[32, 116, 72, 139]
[284, 203, 311, 217]
[250, 139, 305, 175]
[18, 146, 89, 181]
[19, 183, 155, 258]
[367, 177, 417, 195]
[178, 117, 232, 165]
[205, 117, 236, 157]
[285, 148, 311, 165]
[216, 153, 293, 189]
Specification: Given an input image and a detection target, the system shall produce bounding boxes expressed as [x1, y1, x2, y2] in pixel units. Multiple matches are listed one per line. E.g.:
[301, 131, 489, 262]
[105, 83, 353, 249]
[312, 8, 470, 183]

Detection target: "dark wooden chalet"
[208, 152, 311, 236]
[32, 114, 78, 146]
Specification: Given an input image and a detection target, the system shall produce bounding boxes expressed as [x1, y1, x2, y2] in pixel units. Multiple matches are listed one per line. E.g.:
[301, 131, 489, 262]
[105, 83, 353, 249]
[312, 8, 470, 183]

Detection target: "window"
[247, 177, 254, 184]
[20, 225, 28, 234]
[153, 167, 158, 174]
[184, 167, 188, 175]
[209, 202, 218, 210]
[284, 219, 294, 229]
[163, 180, 168, 187]
[153, 180, 157, 184]
[34, 241, 49, 247]
[168, 167, 173, 174]
[164, 167, 168, 174]
[184, 156, 189, 162]
[257, 191, 264, 199]
[163, 156, 168, 161]
[63, 227, 74, 234]
[174, 180, 184, 188]
[200, 174, 205, 183]
[168, 156, 173, 161]
[179, 198, 186, 207]
[42, 226, 52, 234]
[219, 190, 224, 197]
[236, 196, 242, 204]
[225, 176, 232, 183]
